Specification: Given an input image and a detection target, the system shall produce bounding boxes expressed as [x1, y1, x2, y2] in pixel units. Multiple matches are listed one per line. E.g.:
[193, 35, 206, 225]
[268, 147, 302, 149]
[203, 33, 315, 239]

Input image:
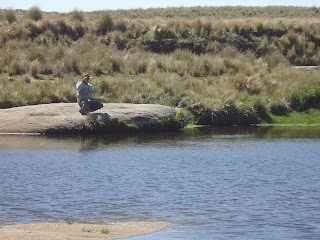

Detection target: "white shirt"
[76, 81, 97, 102]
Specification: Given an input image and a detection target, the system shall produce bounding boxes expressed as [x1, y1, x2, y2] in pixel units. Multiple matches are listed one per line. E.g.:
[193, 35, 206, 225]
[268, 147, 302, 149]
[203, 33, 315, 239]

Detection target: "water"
[0, 126, 320, 239]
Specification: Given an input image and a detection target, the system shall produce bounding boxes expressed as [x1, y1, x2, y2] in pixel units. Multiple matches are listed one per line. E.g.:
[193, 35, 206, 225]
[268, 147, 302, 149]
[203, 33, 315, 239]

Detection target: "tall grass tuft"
[3, 9, 16, 23]
[269, 96, 290, 115]
[7, 60, 26, 76]
[111, 31, 125, 50]
[265, 50, 289, 69]
[27, 6, 42, 21]
[70, 9, 84, 22]
[30, 60, 40, 77]
[63, 56, 80, 74]
[114, 18, 127, 32]
[97, 13, 114, 35]
[288, 81, 320, 111]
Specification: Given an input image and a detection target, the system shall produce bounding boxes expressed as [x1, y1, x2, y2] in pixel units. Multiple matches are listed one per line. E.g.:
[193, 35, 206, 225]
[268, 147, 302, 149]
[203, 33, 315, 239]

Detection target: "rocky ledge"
[0, 103, 182, 134]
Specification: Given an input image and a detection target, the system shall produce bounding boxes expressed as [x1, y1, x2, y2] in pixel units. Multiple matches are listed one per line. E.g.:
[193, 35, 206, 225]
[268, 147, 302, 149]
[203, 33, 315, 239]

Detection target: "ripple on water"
[0, 127, 320, 239]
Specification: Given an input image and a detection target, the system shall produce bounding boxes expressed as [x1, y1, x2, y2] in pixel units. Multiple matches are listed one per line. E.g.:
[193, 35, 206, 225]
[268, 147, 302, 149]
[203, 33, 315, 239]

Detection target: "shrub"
[99, 79, 110, 94]
[265, 50, 289, 69]
[191, 18, 202, 36]
[255, 21, 264, 33]
[74, 23, 86, 39]
[56, 20, 73, 36]
[258, 37, 269, 55]
[173, 19, 190, 38]
[7, 60, 26, 76]
[63, 56, 79, 74]
[176, 61, 189, 76]
[97, 13, 114, 35]
[211, 56, 225, 75]
[287, 46, 297, 63]
[252, 97, 269, 120]
[23, 20, 39, 38]
[223, 56, 244, 74]
[70, 9, 84, 22]
[27, 6, 42, 21]
[286, 29, 298, 43]
[200, 20, 212, 38]
[39, 20, 56, 33]
[111, 31, 125, 50]
[191, 55, 211, 77]
[39, 63, 52, 75]
[108, 57, 121, 74]
[30, 60, 40, 77]
[27, 46, 45, 62]
[206, 40, 221, 53]
[147, 59, 160, 74]
[114, 18, 127, 32]
[288, 83, 320, 111]
[136, 59, 147, 74]
[3, 9, 16, 24]
[229, 73, 247, 92]
[92, 61, 103, 75]
[278, 35, 290, 51]
[269, 97, 290, 115]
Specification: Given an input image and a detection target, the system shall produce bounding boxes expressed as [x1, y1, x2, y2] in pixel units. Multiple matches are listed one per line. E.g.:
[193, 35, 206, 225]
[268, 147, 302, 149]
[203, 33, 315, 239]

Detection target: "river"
[0, 126, 319, 239]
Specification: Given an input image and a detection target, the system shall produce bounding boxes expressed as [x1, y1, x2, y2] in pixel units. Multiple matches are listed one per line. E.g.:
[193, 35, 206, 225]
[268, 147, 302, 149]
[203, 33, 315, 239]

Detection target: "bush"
[252, 97, 269, 120]
[70, 9, 84, 22]
[106, 57, 121, 74]
[30, 60, 40, 77]
[114, 18, 127, 32]
[7, 60, 26, 76]
[111, 31, 125, 50]
[99, 79, 111, 94]
[229, 73, 247, 92]
[63, 56, 79, 74]
[3, 9, 16, 24]
[265, 50, 289, 69]
[56, 20, 73, 36]
[288, 83, 320, 111]
[74, 23, 86, 39]
[27, 6, 42, 21]
[269, 98, 290, 115]
[24, 20, 39, 38]
[92, 61, 103, 75]
[97, 13, 114, 35]
[287, 46, 297, 63]
[190, 55, 212, 77]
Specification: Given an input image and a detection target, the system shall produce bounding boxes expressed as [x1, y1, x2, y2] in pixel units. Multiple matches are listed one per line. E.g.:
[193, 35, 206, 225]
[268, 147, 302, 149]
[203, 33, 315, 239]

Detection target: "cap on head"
[82, 73, 92, 80]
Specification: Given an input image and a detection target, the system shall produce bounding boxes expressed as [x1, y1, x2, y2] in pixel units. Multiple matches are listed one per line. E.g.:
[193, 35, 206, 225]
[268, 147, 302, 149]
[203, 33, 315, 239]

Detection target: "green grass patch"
[101, 228, 110, 234]
[81, 228, 96, 233]
[66, 219, 78, 224]
[184, 124, 207, 128]
[262, 109, 320, 126]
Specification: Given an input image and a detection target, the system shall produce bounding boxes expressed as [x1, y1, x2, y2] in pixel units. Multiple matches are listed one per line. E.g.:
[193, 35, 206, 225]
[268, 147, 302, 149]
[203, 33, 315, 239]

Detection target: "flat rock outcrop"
[0, 103, 180, 134]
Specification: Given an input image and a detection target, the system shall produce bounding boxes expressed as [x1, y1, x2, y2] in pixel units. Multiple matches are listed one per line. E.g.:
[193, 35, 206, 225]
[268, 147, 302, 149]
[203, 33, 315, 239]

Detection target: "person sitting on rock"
[76, 73, 103, 115]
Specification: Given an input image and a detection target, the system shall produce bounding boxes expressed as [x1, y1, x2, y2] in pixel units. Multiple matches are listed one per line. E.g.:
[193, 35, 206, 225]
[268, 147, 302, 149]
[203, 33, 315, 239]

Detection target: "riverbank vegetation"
[1, 6, 320, 125]
[263, 109, 320, 125]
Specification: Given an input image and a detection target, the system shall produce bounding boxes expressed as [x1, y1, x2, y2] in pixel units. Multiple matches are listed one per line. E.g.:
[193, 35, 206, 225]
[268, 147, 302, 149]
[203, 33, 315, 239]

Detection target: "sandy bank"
[0, 221, 169, 240]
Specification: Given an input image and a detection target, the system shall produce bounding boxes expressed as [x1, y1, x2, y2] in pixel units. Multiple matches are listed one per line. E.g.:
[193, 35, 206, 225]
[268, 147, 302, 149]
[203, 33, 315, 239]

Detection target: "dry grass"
[1, 6, 320, 124]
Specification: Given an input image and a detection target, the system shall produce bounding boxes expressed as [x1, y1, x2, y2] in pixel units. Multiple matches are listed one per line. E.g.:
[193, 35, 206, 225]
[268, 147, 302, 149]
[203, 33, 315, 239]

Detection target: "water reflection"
[1, 126, 320, 151]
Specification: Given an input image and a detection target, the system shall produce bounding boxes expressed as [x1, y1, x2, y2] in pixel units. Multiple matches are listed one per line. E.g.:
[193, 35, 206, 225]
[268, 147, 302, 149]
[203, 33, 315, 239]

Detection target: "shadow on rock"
[90, 112, 111, 122]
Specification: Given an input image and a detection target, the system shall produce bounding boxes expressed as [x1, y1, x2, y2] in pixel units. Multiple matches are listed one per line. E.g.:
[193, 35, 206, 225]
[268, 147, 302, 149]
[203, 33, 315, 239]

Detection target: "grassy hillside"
[1, 6, 320, 125]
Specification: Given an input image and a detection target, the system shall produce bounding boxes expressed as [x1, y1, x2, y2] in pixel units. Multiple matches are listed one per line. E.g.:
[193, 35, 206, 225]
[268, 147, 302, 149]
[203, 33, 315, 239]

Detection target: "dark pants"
[78, 99, 103, 114]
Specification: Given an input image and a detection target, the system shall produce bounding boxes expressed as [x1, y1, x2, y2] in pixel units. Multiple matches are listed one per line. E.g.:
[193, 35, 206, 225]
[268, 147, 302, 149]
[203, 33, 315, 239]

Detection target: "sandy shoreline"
[0, 221, 169, 240]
